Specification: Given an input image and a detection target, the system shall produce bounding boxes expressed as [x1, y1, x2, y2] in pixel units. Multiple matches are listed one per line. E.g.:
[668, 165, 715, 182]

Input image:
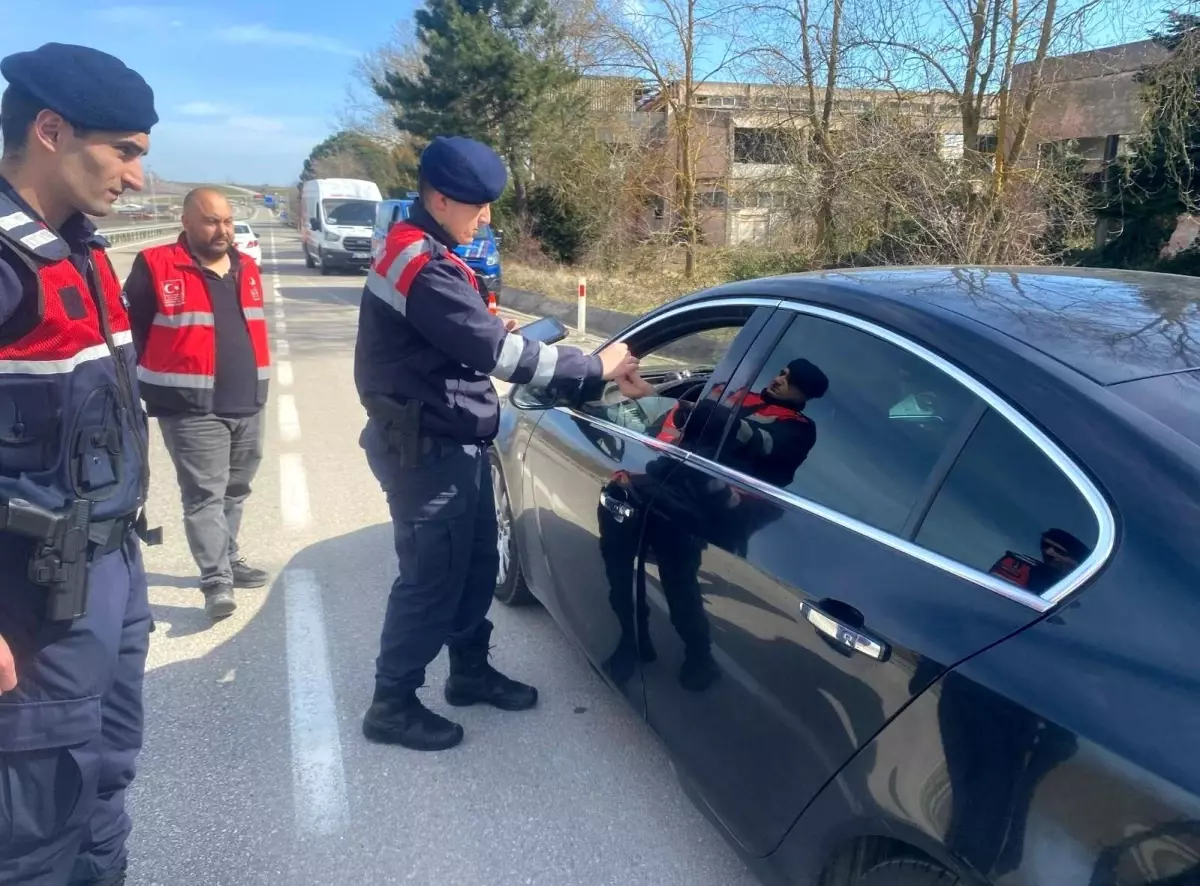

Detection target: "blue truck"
[372, 194, 502, 297]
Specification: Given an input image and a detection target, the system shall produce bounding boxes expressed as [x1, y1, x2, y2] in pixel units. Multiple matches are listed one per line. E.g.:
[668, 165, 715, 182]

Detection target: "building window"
[697, 189, 727, 209]
[734, 128, 794, 164]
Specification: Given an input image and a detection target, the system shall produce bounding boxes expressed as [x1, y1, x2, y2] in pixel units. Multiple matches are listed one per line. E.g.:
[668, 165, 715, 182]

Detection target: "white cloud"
[178, 102, 237, 117]
[214, 25, 360, 57]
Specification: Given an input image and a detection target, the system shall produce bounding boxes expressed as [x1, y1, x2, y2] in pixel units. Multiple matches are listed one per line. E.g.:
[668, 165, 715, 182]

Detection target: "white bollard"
[577, 276, 587, 335]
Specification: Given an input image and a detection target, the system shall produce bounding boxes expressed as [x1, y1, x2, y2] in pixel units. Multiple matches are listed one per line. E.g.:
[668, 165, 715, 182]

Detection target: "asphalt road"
[106, 218, 759, 886]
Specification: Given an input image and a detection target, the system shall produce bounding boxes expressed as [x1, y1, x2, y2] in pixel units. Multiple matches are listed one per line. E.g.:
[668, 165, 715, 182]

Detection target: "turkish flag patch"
[161, 279, 184, 307]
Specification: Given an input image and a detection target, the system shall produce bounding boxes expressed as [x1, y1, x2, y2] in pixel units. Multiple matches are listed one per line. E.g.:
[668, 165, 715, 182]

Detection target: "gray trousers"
[158, 412, 264, 588]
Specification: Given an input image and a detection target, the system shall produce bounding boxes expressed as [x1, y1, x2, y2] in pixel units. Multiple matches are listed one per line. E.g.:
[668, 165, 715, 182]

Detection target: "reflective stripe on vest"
[366, 222, 477, 316]
[0, 220, 149, 520]
[137, 238, 271, 407]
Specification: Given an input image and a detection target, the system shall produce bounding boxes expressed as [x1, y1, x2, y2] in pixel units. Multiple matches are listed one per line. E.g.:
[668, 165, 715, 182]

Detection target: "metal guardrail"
[97, 205, 255, 246]
[96, 223, 180, 245]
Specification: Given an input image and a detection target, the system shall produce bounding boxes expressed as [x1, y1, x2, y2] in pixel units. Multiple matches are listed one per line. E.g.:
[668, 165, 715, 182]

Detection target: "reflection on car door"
[638, 307, 1104, 857]
[521, 303, 775, 710]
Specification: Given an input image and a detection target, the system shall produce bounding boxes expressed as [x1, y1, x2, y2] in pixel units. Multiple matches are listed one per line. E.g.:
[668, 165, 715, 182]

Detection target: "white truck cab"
[300, 178, 383, 275]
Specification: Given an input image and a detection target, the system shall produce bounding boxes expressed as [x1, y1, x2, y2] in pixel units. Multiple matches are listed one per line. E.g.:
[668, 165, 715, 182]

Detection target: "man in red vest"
[125, 188, 272, 620]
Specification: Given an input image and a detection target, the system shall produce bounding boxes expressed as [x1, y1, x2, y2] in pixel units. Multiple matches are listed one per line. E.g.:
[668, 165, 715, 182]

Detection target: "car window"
[914, 408, 1098, 595]
[711, 312, 982, 535]
[234, 224, 251, 234]
[575, 307, 759, 442]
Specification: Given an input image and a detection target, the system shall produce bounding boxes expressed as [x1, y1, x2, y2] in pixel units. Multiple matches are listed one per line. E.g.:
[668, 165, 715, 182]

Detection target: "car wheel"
[489, 449, 534, 606]
[304, 248, 315, 269]
[319, 250, 333, 276]
[856, 859, 962, 886]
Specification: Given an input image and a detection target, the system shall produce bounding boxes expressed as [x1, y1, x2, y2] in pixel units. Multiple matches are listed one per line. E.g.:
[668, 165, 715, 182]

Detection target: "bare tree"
[854, 0, 1122, 260]
[590, 0, 751, 278]
[338, 20, 426, 150]
[741, 0, 867, 256]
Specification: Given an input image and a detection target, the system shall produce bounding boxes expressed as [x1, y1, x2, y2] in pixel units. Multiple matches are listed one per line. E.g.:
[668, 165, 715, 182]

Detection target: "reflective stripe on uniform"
[257, 365, 271, 380]
[530, 343, 560, 388]
[243, 307, 266, 322]
[491, 333, 525, 381]
[136, 365, 215, 389]
[112, 329, 133, 347]
[0, 340, 114, 376]
[367, 239, 433, 314]
[366, 270, 404, 314]
[0, 211, 32, 231]
[151, 311, 215, 328]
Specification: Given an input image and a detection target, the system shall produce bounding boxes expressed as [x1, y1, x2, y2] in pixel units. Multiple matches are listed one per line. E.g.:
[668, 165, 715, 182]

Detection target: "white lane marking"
[276, 318, 288, 335]
[276, 339, 290, 357]
[278, 393, 301, 442]
[278, 360, 294, 388]
[284, 568, 349, 837]
[279, 452, 310, 530]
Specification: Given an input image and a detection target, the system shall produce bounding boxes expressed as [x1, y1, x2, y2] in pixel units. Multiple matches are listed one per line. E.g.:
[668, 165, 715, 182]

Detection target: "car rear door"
[638, 303, 1110, 857]
[519, 300, 778, 711]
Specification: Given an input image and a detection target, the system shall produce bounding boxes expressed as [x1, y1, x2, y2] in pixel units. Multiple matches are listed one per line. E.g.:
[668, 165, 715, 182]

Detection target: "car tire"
[489, 449, 534, 606]
[855, 859, 962, 886]
[319, 250, 332, 276]
[304, 248, 315, 269]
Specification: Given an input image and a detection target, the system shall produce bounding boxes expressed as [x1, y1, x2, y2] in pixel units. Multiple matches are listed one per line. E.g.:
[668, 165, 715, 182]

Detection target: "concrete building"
[1013, 40, 1164, 170]
[580, 76, 986, 246]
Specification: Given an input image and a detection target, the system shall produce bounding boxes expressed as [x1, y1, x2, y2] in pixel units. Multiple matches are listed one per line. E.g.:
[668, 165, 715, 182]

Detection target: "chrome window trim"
[555, 294, 1115, 612]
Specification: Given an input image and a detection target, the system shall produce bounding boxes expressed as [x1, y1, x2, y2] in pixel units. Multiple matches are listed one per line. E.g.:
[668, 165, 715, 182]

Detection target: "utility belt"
[363, 395, 488, 467]
[0, 499, 163, 622]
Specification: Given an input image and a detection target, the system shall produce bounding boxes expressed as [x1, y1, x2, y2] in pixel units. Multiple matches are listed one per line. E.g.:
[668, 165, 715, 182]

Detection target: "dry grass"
[504, 246, 737, 316]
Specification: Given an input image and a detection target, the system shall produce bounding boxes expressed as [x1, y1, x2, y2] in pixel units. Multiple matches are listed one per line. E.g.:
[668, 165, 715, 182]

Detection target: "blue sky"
[0, 2, 418, 185]
[0, 1, 1165, 187]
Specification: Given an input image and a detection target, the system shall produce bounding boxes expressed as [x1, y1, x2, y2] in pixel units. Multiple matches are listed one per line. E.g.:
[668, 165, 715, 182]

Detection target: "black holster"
[363, 394, 423, 467]
[5, 498, 92, 622]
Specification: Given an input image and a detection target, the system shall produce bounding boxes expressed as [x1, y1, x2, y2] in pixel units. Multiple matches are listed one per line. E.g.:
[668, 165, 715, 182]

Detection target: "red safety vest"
[136, 236, 271, 413]
[989, 552, 1036, 589]
[369, 221, 481, 308]
[0, 203, 149, 520]
[654, 388, 806, 444]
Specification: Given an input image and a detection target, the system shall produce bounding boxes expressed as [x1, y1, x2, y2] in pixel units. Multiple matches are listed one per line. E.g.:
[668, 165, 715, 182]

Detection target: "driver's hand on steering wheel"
[615, 369, 656, 400]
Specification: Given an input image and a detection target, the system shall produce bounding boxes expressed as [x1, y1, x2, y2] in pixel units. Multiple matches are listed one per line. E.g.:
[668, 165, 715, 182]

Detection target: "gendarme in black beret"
[1, 43, 158, 133]
[419, 136, 508, 205]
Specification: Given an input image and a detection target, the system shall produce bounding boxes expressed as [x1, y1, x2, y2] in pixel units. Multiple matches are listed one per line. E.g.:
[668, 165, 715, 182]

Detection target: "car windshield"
[323, 199, 376, 227]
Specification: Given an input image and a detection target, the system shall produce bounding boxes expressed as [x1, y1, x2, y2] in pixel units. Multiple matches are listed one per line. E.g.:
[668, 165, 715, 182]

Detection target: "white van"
[300, 178, 383, 275]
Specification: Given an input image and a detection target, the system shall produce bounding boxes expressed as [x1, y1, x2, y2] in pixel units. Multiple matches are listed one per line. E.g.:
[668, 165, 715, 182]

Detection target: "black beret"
[787, 358, 829, 399]
[419, 136, 507, 205]
[0, 43, 158, 133]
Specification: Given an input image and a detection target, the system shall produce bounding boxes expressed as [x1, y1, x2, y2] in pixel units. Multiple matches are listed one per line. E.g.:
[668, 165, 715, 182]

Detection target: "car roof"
[695, 266, 1200, 385]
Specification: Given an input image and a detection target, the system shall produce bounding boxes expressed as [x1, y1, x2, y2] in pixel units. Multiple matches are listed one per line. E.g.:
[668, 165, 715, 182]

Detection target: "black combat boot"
[362, 692, 464, 751]
[444, 638, 538, 711]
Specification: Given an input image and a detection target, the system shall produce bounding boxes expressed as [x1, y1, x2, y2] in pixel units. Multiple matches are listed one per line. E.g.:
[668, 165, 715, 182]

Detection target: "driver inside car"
[612, 358, 829, 489]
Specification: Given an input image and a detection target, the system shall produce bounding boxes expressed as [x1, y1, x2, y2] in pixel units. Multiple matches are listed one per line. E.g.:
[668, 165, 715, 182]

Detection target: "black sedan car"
[489, 267, 1200, 886]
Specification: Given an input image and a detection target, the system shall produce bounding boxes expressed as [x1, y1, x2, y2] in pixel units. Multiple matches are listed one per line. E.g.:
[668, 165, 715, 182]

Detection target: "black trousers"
[361, 419, 498, 698]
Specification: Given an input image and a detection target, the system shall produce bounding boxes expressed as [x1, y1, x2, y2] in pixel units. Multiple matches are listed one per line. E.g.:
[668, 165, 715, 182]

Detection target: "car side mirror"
[310, 218, 321, 232]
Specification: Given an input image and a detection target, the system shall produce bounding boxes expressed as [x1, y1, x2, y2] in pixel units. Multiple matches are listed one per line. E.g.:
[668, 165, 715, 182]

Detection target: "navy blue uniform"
[355, 200, 602, 700]
[0, 181, 152, 885]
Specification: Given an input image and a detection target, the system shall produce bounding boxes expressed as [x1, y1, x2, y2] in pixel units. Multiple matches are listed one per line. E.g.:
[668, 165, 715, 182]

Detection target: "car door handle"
[800, 601, 889, 662]
[599, 490, 637, 522]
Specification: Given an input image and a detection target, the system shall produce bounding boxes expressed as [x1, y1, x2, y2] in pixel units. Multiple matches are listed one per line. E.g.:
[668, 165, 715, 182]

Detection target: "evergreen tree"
[1100, 13, 1200, 266]
[300, 130, 417, 197]
[374, 0, 576, 215]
